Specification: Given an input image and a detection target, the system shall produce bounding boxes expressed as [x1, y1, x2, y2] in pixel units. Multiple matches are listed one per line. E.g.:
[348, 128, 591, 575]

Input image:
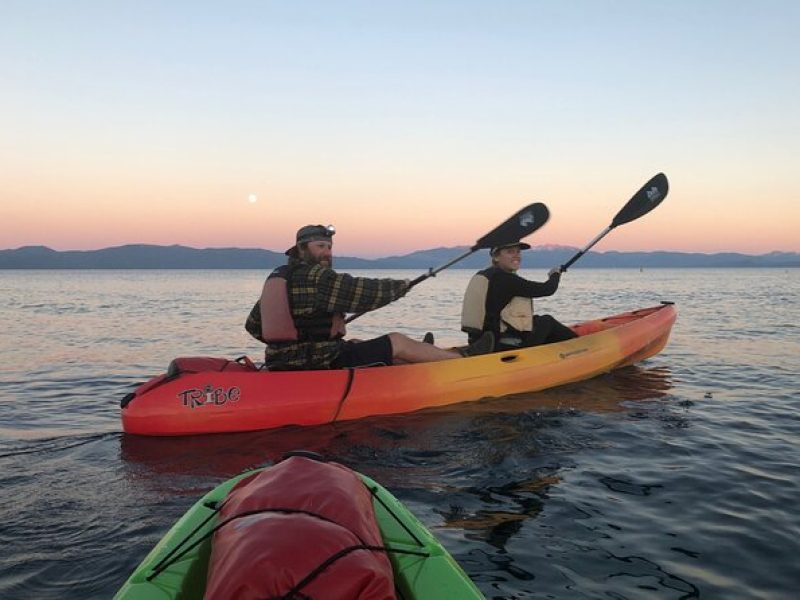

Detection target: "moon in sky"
[248, 194, 257, 204]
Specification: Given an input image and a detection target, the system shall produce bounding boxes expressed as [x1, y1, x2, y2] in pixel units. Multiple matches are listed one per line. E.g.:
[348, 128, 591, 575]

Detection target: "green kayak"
[115, 456, 484, 599]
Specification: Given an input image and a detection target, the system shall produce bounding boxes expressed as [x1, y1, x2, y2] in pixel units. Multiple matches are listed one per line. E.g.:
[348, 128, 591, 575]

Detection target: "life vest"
[461, 267, 534, 337]
[246, 264, 346, 343]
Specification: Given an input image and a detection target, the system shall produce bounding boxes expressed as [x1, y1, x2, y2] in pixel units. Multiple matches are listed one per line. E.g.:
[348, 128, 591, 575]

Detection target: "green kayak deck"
[115, 468, 485, 599]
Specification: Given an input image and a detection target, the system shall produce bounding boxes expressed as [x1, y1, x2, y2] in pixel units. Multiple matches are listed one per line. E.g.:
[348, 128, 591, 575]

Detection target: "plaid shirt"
[264, 261, 409, 370]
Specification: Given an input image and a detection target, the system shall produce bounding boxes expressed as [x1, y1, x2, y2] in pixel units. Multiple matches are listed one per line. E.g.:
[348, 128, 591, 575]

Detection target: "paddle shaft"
[560, 225, 612, 272]
[345, 248, 482, 324]
[407, 248, 474, 288]
[346, 202, 550, 324]
[559, 173, 668, 272]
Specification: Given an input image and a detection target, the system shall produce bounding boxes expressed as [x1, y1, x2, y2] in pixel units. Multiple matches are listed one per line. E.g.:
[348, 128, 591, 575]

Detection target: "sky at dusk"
[1, 1, 798, 258]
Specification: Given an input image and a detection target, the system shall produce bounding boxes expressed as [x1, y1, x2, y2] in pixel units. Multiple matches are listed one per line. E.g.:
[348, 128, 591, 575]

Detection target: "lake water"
[1, 268, 798, 599]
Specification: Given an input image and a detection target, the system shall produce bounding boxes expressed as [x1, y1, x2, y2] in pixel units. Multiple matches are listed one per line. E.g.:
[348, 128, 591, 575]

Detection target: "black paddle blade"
[611, 173, 669, 228]
[472, 202, 550, 251]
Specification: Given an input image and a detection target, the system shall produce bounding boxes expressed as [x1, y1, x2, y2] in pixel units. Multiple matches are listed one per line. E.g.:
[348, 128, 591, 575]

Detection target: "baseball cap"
[285, 224, 336, 256]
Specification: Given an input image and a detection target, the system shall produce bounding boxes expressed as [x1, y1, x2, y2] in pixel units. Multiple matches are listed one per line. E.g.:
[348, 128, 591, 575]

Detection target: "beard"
[302, 251, 332, 268]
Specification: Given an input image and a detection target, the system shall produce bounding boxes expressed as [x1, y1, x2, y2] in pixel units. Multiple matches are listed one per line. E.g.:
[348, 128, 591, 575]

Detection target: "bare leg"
[387, 332, 461, 363]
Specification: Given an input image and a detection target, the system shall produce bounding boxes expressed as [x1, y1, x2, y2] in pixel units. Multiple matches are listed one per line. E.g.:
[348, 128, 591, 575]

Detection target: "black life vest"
[461, 266, 533, 337]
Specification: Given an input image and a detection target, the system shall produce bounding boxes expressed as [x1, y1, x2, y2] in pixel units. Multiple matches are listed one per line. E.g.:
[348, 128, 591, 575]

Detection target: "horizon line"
[3, 243, 799, 260]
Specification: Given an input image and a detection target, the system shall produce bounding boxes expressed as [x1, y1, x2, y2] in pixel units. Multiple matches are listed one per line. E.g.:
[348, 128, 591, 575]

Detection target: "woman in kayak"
[247, 224, 494, 370]
[461, 241, 577, 351]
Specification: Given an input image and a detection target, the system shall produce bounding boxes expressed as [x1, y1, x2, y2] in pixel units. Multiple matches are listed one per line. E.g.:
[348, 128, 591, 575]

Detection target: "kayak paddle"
[346, 201, 550, 323]
[558, 173, 669, 272]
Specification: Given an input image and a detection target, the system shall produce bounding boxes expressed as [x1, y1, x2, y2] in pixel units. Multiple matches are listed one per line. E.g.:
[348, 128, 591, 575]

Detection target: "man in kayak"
[247, 224, 494, 370]
[461, 241, 577, 351]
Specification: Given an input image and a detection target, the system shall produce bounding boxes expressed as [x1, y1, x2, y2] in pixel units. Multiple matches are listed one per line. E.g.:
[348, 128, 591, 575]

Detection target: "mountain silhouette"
[1, 244, 798, 269]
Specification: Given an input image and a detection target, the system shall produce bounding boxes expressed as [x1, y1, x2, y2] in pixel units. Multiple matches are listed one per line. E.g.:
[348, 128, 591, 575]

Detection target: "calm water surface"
[1, 268, 798, 599]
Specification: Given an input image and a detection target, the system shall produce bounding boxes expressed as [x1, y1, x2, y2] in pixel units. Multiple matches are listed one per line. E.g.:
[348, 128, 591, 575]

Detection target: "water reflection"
[120, 426, 346, 480]
[119, 364, 673, 482]
[117, 362, 677, 593]
[454, 364, 673, 417]
[4, 269, 800, 600]
[438, 475, 560, 551]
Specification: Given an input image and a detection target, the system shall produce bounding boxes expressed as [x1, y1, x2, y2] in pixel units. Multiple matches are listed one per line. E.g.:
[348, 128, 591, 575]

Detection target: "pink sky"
[2, 166, 797, 257]
[2, 3, 799, 257]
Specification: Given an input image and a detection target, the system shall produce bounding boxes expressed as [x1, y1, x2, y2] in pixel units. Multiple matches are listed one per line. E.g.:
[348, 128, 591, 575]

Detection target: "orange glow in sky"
[2, 2, 799, 257]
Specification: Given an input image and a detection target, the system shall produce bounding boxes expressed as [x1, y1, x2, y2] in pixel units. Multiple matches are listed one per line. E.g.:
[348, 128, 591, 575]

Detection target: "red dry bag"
[204, 456, 395, 599]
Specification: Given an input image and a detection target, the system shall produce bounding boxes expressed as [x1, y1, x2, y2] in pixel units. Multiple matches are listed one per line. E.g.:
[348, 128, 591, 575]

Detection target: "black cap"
[490, 241, 531, 255]
[285, 224, 335, 256]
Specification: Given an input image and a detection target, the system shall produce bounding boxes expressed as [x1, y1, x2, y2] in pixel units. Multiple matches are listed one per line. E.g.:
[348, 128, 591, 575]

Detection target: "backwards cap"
[285, 224, 335, 256]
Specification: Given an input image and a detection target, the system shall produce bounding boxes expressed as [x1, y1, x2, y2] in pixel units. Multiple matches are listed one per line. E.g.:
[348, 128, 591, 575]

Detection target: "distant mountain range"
[1, 244, 798, 269]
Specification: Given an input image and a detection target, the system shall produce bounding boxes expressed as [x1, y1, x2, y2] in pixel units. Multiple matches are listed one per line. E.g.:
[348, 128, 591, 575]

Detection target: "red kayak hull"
[121, 303, 677, 436]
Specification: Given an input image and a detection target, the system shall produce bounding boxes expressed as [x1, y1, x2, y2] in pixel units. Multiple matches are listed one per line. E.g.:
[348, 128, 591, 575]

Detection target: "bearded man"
[247, 224, 493, 370]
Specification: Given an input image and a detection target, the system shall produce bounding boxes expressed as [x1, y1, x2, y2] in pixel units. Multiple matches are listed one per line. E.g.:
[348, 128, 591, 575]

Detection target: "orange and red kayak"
[121, 303, 676, 436]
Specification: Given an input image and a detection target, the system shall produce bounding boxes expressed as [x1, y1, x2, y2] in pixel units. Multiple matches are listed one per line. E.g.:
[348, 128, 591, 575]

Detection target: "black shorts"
[333, 335, 393, 368]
